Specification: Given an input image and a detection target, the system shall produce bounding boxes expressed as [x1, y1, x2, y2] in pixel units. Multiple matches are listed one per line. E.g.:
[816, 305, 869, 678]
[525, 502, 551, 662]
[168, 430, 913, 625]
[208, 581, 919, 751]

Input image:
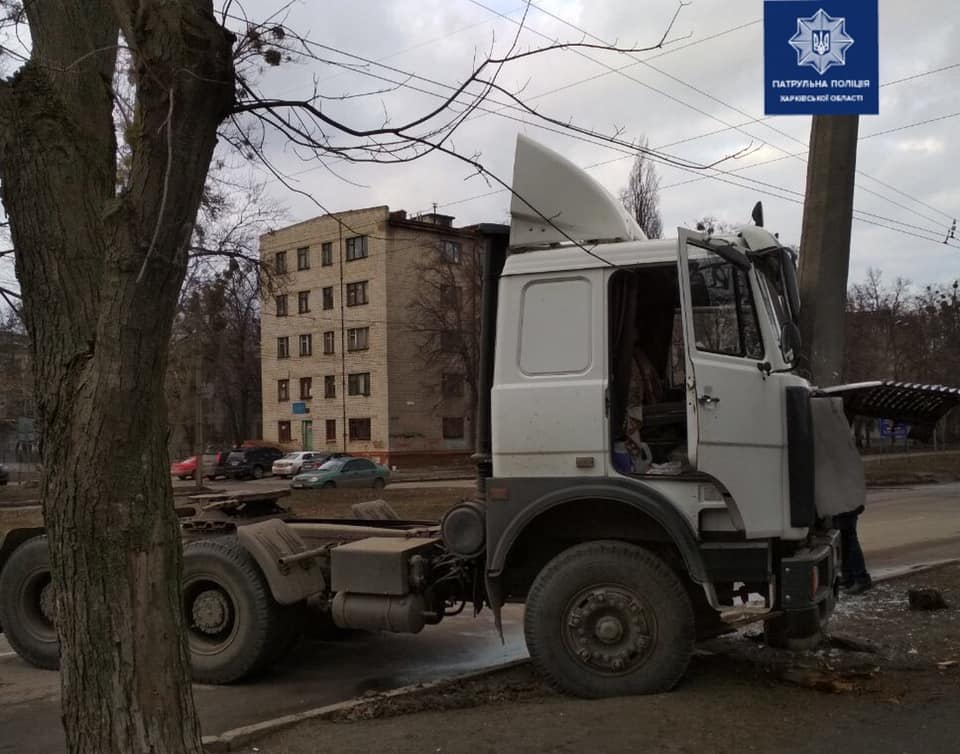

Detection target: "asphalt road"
[1, 483, 957, 753]
[172, 475, 476, 493]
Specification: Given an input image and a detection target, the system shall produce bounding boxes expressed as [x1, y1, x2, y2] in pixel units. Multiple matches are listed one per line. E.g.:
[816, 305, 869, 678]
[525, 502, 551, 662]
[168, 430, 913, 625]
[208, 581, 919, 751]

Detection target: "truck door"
[676, 229, 787, 538]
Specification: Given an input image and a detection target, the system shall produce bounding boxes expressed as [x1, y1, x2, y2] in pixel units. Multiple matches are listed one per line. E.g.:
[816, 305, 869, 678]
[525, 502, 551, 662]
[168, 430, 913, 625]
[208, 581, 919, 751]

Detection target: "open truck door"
[676, 228, 797, 538]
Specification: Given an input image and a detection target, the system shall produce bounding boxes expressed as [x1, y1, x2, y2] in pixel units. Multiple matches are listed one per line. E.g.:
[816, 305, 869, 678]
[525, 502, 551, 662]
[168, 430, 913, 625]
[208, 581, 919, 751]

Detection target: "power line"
[233, 12, 957, 250]
[489, 0, 957, 230]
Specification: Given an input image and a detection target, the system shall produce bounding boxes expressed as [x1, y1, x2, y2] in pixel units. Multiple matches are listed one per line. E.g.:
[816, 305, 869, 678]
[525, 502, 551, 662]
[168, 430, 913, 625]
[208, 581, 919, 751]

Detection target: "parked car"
[290, 457, 390, 489]
[272, 451, 331, 478]
[208, 446, 283, 480]
[299, 452, 350, 472]
[170, 452, 226, 480]
[0, 464, 8, 486]
[170, 456, 197, 480]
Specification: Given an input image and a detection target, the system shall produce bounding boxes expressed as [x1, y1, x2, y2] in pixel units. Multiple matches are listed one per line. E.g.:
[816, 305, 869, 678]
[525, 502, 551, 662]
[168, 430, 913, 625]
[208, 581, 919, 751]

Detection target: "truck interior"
[608, 264, 690, 476]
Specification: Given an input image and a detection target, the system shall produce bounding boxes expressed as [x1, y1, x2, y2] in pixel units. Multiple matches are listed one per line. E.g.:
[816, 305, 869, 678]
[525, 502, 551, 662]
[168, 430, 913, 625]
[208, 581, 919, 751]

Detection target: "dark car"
[0, 463, 8, 486]
[208, 446, 283, 480]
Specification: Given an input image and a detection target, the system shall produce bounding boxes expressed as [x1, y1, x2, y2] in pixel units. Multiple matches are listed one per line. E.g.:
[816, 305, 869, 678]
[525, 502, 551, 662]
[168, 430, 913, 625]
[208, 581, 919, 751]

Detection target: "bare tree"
[0, 2, 719, 751]
[619, 141, 663, 239]
[0, 4, 234, 752]
[167, 261, 262, 457]
[407, 238, 483, 437]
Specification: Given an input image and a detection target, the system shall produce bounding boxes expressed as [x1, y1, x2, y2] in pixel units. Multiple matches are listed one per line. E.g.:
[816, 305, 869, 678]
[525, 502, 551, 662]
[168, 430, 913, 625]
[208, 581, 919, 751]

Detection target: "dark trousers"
[834, 508, 869, 584]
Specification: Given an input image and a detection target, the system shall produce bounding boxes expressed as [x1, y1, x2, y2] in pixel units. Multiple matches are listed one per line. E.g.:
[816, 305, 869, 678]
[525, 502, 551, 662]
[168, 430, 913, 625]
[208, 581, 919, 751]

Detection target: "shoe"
[846, 578, 873, 595]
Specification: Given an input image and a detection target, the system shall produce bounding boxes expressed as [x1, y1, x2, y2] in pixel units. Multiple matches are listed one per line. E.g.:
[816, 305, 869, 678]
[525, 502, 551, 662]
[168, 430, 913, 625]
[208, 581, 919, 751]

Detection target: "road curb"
[201, 658, 530, 753]
[872, 558, 960, 583]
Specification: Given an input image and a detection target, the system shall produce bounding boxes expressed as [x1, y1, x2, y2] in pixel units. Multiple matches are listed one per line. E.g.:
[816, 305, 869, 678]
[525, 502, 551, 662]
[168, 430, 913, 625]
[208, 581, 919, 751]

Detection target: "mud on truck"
[2, 135, 958, 697]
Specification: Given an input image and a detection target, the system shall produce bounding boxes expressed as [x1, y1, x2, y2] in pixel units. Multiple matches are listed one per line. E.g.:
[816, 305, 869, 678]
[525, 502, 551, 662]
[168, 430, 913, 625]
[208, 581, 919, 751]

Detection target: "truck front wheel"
[524, 541, 695, 698]
[182, 537, 288, 684]
[0, 536, 59, 670]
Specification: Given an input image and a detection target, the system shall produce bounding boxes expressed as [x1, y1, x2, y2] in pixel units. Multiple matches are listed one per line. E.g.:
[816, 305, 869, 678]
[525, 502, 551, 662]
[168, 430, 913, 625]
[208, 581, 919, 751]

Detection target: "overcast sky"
[2, 0, 958, 296]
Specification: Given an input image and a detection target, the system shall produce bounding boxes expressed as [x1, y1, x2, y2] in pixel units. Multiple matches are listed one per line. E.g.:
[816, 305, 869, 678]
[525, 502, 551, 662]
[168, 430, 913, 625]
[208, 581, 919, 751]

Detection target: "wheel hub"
[192, 589, 231, 635]
[39, 582, 56, 624]
[563, 586, 653, 674]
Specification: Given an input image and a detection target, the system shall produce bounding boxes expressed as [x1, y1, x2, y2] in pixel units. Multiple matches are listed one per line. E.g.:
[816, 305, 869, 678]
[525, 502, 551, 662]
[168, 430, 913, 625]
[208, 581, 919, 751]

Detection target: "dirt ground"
[863, 450, 960, 485]
[256, 564, 960, 754]
[0, 486, 467, 538]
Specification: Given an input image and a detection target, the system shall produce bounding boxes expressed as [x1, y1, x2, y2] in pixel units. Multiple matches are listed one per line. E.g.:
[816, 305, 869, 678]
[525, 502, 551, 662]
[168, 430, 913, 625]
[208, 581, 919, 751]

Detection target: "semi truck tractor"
[1, 135, 957, 697]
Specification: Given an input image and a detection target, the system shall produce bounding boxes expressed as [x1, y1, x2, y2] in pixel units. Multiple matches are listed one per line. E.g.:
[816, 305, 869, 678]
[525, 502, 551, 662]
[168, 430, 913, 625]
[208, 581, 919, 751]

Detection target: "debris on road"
[908, 588, 949, 611]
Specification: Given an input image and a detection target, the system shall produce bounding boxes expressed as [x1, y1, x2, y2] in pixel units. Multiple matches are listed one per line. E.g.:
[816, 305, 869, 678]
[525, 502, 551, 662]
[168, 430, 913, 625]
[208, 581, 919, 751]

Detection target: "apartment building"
[259, 205, 506, 465]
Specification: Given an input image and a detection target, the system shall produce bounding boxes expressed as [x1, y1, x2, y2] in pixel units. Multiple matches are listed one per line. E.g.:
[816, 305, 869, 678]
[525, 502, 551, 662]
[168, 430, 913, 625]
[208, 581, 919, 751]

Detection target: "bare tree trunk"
[0, 3, 234, 752]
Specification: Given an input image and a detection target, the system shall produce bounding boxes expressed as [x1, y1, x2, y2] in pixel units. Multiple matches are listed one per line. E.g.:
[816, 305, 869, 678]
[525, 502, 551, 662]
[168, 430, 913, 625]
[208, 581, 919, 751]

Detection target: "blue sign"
[879, 419, 909, 439]
[764, 1, 879, 115]
[292, 402, 309, 415]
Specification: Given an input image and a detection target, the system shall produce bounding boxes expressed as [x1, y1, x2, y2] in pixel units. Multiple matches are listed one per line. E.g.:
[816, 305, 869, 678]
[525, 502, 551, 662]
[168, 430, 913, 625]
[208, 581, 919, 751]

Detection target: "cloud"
[895, 137, 945, 154]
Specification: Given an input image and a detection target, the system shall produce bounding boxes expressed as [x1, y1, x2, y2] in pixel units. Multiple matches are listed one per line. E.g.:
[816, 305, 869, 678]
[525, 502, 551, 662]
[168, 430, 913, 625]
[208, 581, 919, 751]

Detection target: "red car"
[170, 456, 198, 480]
[170, 452, 224, 480]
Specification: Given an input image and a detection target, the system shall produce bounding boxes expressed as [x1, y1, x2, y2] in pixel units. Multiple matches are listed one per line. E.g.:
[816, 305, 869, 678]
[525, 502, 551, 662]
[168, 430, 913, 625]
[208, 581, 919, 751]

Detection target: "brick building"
[259, 206, 505, 465]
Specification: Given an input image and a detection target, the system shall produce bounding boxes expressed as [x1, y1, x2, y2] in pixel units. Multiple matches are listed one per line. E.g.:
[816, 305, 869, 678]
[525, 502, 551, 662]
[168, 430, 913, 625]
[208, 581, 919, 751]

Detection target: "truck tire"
[524, 541, 694, 698]
[0, 536, 59, 670]
[182, 537, 285, 684]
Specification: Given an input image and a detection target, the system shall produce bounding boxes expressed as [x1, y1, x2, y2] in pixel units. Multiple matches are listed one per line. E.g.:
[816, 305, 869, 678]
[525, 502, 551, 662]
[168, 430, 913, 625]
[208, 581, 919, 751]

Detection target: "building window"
[278, 379, 289, 402]
[321, 242, 333, 267]
[298, 290, 310, 313]
[346, 281, 368, 307]
[440, 284, 460, 308]
[297, 246, 310, 271]
[277, 336, 290, 359]
[322, 286, 334, 310]
[275, 251, 287, 274]
[275, 294, 288, 317]
[442, 417, 465, 439]
[349, 418, 371, 441]
[299, 377, 312, 400]
[299, 333, 312, 356]
[323, 331, 335, 354]
[324, 375, 336, 399]
[278, 420, 292, 442]
[345, 235, 368, 261]
[441, 240, 462, 263]
[325, 419, 336, 442]
[442, 372, 464, 398]
[347, 327, 369, 351]
[440, 330, 460, 353]
[348, 372, 371, 396]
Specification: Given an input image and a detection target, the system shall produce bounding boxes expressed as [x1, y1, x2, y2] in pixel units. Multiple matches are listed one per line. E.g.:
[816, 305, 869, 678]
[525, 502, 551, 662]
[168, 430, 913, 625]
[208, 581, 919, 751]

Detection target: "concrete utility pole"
[797, 115, 860, 387]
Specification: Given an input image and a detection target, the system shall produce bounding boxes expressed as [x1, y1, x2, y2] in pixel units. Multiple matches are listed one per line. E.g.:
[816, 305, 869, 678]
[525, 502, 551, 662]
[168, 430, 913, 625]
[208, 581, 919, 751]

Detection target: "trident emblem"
[812, 31, 831, 56]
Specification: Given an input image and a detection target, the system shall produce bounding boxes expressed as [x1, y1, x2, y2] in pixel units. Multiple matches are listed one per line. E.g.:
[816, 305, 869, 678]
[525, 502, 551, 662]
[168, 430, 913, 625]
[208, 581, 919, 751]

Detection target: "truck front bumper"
[779, 529, 840, 621]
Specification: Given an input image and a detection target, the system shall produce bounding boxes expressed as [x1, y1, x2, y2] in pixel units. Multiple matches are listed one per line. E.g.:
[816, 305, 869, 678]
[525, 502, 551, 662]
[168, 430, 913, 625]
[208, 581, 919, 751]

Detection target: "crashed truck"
[1, 135, 958, 697]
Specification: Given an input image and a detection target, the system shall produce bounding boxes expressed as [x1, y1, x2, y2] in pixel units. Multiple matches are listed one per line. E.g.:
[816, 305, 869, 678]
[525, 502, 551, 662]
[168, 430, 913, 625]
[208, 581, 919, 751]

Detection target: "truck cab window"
[688, 258, 763, 360]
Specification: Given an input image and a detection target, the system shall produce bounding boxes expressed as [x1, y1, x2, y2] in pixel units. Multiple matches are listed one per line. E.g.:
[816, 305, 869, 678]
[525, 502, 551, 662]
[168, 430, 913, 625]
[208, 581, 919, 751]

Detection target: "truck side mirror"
[780, 321, 802, 364]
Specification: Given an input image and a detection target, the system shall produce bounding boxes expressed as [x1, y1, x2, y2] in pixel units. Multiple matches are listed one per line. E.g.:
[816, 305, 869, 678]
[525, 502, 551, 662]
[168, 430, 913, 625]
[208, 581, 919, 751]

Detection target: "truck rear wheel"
[524, 541, 694, 698]
[0, 536, 59, 670]
[182, 537, 286, 684]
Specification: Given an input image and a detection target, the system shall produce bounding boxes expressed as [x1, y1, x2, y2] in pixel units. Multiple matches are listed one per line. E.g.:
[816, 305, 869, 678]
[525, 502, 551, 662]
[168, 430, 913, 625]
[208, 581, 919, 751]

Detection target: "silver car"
[272, 451, 326, 478]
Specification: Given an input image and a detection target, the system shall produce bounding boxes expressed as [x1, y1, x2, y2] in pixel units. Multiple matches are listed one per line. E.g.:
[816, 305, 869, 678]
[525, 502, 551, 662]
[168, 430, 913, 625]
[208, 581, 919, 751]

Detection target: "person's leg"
[843, 512, 872, 593]
[835, 513, 855, 587]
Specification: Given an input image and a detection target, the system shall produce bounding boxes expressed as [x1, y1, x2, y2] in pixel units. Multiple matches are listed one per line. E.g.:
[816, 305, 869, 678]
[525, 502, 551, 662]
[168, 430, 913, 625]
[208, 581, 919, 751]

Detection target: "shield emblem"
[812, 30, 831, 56]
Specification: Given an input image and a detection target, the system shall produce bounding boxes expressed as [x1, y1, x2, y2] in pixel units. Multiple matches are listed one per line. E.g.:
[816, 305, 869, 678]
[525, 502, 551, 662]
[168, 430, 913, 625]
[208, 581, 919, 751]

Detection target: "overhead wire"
[476, 0, 957, 232]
